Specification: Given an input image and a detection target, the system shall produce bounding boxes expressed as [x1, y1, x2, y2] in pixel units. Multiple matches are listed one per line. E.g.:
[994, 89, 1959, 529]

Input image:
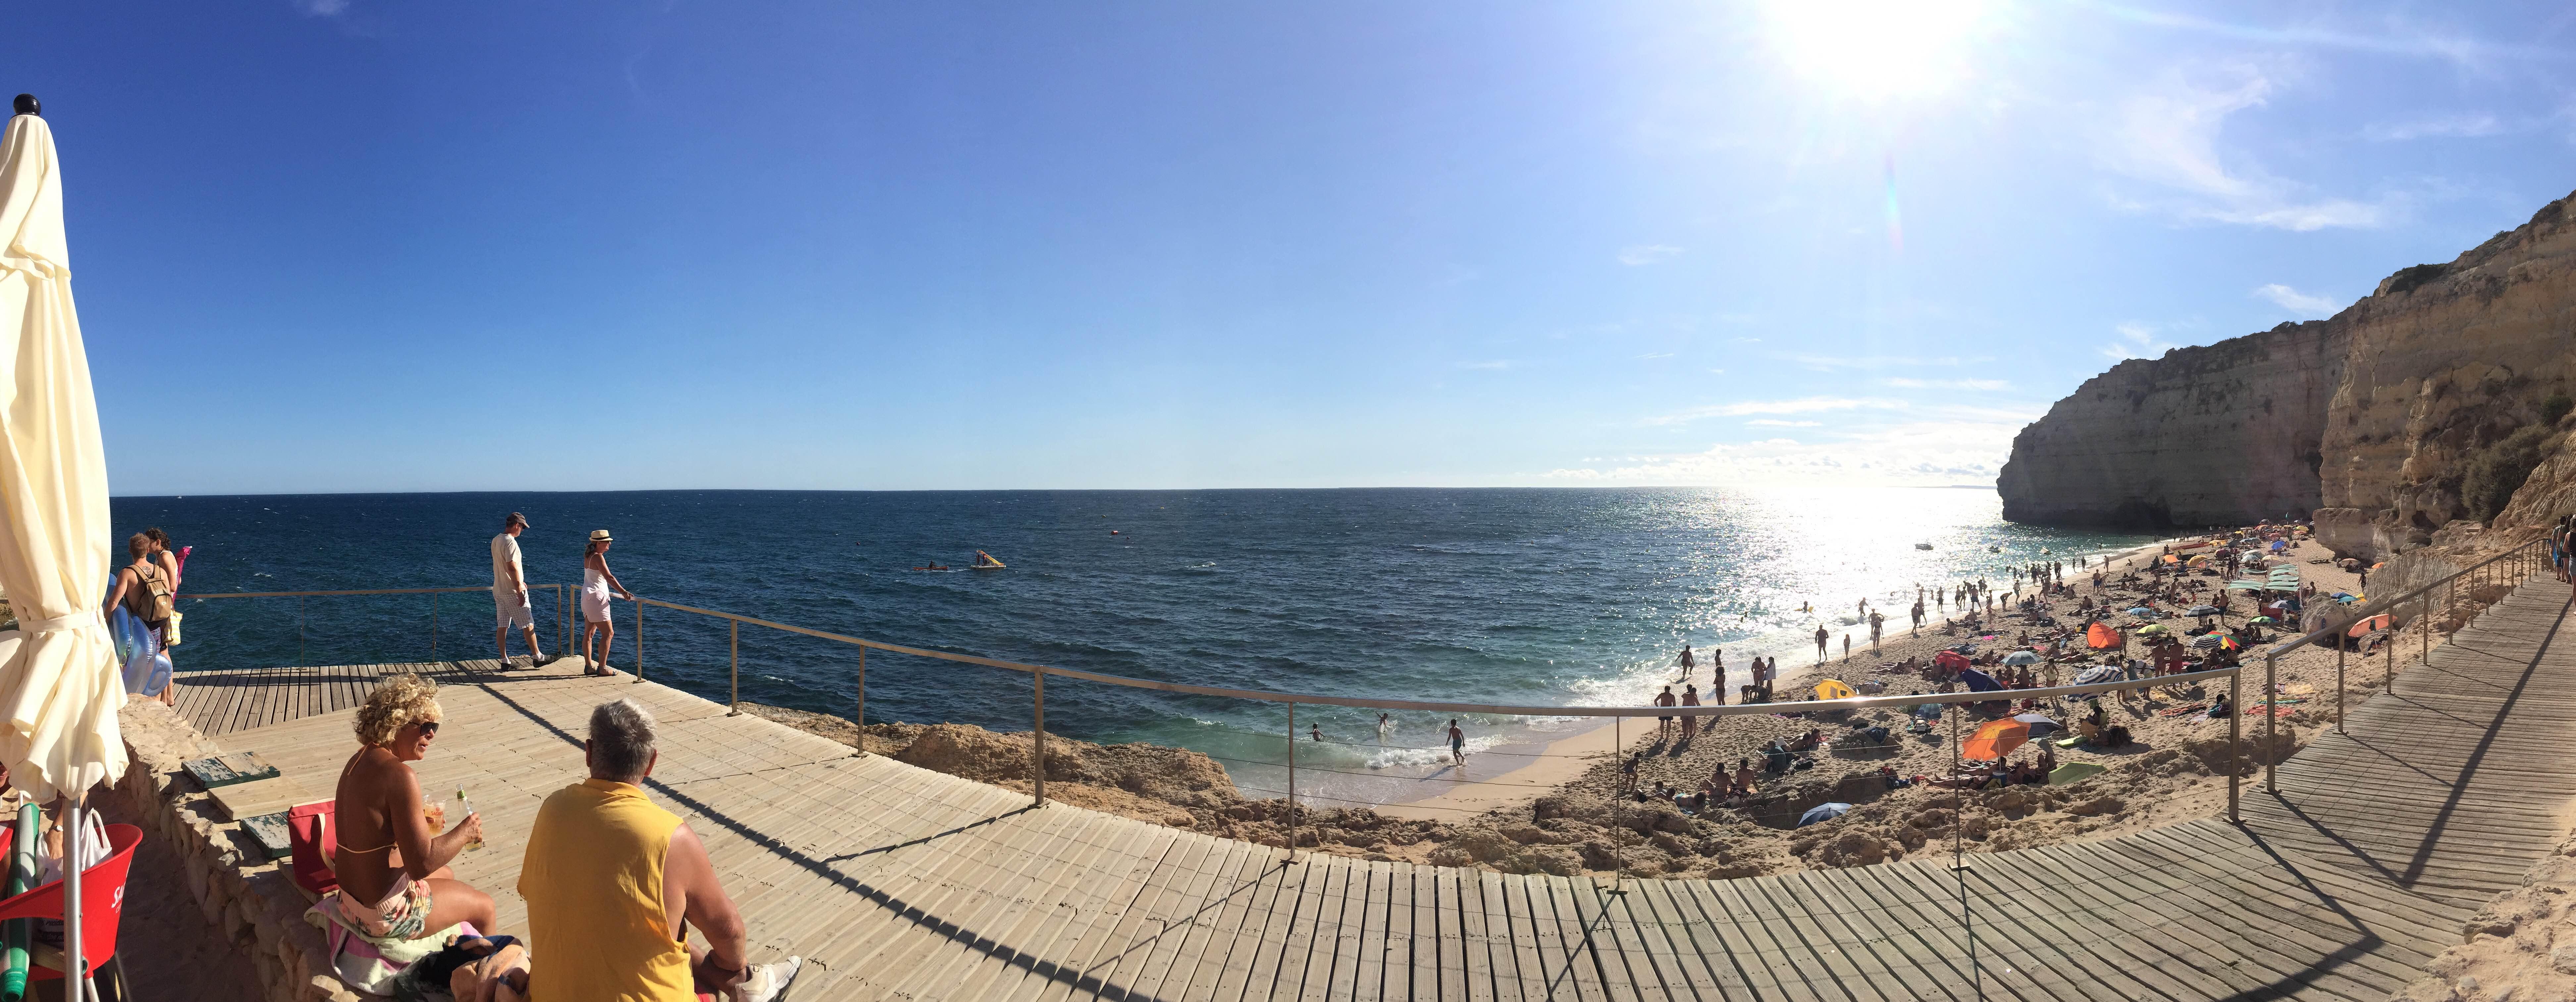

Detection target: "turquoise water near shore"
[114, 487, 2153, 807]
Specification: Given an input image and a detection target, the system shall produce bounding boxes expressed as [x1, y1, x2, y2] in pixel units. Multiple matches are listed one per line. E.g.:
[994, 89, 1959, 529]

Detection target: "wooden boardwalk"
[175, 579, 2576, 1000]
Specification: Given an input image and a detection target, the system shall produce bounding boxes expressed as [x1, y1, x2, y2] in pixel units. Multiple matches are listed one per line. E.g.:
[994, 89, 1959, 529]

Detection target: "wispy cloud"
[1635, 352, 1675, 360]
[1780, 354, 1966, 371]
[1458, 360, 1513, 371]
[2100, 64, 2390, 231]
[1748, 419, 1822, 427]
[2252, 283, 2341, 317]
[294, 0, 350, 15]
[2363, 113, 2504, 141]
[2101, 321, 2184, 361]
[1618, 244, 1685, 266]
[2081, 7, 2547, 73]
[1641, 396, 1905, 427]
[1883, 377, 2009, 391]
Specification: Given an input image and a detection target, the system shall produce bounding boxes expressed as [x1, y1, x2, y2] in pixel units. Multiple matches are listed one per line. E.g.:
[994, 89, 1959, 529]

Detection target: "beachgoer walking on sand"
[1655, 686, 1677, 740]
[1622, 753, 1641, 793]
[580, 529, 633, 677]
[1869, 612, 1884, 652]
[1712, 648, 1724, 692]
[1814, 626, 1829, 663]
[1448, 720, 1466, 766]
[1842, 634, 1851, 661]
[103, 533, 175, 705]
[1677, 643, 1695, 682]
[1680, 684, 1701, 742]
[491, 513, 547, 667]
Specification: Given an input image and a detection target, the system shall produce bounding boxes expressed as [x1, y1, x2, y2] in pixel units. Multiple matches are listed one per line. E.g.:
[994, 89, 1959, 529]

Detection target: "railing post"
[2262, 652, 2276, 793]
[1285, 701, 1298, 862]
[855, 646, 867, 753]
[2421, 592, 2430, 676]
[2228, 666, 2241, 822]
[299, 595, 306, 667]
[430, 591, 438, 661]
[634, 598, 645, 683]
[2336, 639, 2345, 733]
[727, 619, 740, 716]
[1033, 667, 1047, 807]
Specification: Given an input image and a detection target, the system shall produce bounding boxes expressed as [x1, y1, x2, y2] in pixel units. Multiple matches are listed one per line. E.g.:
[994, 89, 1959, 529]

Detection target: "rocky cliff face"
[2003, 190, 2576, 550]
[1996, 322, 2344, 527]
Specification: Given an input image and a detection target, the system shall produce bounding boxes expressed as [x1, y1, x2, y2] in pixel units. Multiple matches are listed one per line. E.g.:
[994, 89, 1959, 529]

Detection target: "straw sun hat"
[589, 529, 614, 542]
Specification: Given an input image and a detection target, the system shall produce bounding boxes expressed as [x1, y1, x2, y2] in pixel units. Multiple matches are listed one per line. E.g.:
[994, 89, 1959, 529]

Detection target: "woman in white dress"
[580, 529, 633, 676]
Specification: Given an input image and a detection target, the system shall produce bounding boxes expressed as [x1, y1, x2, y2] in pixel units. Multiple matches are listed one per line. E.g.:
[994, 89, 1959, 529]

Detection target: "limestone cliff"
[1996, 322, 2343, 527]
[2003, 189, 2576, 549]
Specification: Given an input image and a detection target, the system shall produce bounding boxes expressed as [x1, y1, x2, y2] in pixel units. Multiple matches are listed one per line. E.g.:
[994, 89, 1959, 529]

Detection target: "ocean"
[115, 488, 2154, 809]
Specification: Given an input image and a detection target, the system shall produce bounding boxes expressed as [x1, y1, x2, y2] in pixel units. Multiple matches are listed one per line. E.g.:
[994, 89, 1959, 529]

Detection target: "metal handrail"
[178, 583, 576, 665]
[2255, 532, 2551, 794]
[625, 592, 2249, 826]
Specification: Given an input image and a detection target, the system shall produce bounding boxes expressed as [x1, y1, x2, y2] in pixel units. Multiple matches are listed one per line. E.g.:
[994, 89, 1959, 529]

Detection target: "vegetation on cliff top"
[2465, 425, 2561, 523]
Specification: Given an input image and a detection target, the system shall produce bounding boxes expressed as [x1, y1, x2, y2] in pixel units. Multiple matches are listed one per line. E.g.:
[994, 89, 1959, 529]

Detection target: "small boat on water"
[911, 564, 950, 571]
[1914, 543, 1933, 551]
[970, 550, 1007, 570]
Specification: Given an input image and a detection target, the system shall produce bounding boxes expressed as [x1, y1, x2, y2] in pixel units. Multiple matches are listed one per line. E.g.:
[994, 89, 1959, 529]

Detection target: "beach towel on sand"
[305, 892, 476, 995]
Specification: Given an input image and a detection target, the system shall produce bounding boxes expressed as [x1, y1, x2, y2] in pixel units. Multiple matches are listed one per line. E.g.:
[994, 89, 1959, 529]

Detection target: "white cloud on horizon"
[1540, 412, 2032, 487]
[2100, 64, 2392, 231]
[1780, 354, 1966, 371]
[2252, 282, 2342, 317]
[294, 0, 350, 15]
[1618, 244, 1686, 266]
[1747, 419, 1822, 427]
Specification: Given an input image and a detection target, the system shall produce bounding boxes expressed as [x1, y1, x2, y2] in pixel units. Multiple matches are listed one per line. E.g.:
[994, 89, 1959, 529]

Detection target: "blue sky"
[29, 1, 2576, 493]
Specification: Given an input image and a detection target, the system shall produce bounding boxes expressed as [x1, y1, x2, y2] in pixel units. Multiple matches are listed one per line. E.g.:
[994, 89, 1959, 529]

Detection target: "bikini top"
[335, 755, 400, 855]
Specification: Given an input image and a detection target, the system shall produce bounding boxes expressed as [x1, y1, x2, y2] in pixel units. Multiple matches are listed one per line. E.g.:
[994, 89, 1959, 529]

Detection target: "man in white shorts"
[492, 512, 547, 667]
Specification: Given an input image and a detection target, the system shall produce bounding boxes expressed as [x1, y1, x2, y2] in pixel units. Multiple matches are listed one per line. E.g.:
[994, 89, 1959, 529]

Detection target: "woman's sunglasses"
[414, 720, 441, 735]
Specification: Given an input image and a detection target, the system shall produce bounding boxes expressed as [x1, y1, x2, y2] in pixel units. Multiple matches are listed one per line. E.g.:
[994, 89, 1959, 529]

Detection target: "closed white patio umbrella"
[0, 94, 123, 1000]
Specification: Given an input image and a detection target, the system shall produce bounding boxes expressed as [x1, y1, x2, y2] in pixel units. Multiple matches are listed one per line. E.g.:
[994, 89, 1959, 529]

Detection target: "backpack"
[134, 562, 174, 622]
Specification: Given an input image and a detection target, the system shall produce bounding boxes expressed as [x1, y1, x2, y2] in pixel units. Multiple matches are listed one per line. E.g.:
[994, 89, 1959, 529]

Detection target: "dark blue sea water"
[113, 488, 2153, 807]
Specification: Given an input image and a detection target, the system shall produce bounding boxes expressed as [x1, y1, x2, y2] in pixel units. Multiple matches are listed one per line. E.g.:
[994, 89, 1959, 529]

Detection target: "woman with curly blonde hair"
[329, 674, 498, 941]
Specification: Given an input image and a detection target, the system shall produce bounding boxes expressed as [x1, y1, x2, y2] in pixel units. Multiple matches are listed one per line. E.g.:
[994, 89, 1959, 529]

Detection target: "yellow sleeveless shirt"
[518, 778, 696, 1001]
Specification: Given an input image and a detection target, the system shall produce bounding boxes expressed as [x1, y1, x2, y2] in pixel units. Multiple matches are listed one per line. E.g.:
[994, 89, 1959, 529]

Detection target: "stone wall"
[112, 699, 362, 1002]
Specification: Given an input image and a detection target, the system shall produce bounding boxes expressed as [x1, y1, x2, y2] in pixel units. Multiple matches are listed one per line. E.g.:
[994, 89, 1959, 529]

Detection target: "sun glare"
[1764, 0, 1997, 102]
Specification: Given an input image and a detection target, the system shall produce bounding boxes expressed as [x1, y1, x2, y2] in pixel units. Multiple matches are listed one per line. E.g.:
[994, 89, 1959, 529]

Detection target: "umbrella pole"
[2336, 642, 2345, 735]
[64, 795, 81, 1002]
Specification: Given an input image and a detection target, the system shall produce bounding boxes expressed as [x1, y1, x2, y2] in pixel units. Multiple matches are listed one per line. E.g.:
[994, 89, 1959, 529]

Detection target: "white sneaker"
[740, 956, 803, 1002]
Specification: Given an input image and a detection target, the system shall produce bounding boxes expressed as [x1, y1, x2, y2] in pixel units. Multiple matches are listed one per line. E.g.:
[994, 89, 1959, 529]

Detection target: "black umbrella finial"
[12, 95, 36, 117]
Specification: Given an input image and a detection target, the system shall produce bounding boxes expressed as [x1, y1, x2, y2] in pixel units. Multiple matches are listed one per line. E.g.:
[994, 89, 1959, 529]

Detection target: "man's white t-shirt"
[492, 532, 524, 595]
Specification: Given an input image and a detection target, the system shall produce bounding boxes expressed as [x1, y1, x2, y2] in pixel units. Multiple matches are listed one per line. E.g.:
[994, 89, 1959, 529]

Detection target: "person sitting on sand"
[1622, 752, 1641, 794]
[1784, 728, 1822, 753]
[1877, 765, 1908, 790]
[1732, 758, 1759, 795]
[330, 675, 499, 943]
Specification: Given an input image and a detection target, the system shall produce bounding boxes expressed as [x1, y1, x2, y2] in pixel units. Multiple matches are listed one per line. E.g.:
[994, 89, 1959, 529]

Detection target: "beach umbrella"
[1958, 668, 2002, 692]
[2137, 624, 2171, 635]
[2248, 616, 2277, 626]
[2347, 613, 2393, 637]
[1812, 679, 1855, 700]
[2086, 623, 2120, 649]
[1932, 650, 1971, 670]
[0, 99, 122, 997]
[1797, 802, 1852, 827]
[2072, 665, 2123, 685]
[2049, 762, 2107, 785]
[2000, 650, 2041, 666]
[2011, 713, 2062, 737]
[2126, 607, 2155, 616]
[1962, 719, 2029, 760]
[2190, 634, 2240, 651]
[2270, 540, 2288, 552]
[2186, 605, 2221, 617]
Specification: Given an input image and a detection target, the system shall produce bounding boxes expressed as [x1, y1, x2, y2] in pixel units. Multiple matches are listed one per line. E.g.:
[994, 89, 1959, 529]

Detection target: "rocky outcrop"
[2002, 190, 2576, 547]
[1997, 321, 2344, 527]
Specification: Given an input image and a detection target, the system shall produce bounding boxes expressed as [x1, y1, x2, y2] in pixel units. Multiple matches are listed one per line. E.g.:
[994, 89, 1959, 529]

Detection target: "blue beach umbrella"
[1797, 803, 1852, 828]
[2000, 651, 2041, 666]
[2126, 607, 2155, 616]
[1958, 669, 2002, 692]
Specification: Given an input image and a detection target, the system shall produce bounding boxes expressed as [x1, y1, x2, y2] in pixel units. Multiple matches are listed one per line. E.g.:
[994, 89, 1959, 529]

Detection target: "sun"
[1763, 0, 1998, 102]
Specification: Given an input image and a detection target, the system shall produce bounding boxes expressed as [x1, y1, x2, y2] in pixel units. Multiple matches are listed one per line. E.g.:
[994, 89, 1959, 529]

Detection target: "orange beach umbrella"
[2086, 622, 2121, 650]
[2346, 613, 2393, 637]
[1962, 718, 2029, 761]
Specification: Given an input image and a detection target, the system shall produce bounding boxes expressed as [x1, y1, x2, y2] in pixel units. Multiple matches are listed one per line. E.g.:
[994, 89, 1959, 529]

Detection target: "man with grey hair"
[519, 698, 801, 1001]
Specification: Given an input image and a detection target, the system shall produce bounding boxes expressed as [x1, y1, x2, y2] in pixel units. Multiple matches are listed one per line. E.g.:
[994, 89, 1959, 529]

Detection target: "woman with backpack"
[103, 532, 176, 705]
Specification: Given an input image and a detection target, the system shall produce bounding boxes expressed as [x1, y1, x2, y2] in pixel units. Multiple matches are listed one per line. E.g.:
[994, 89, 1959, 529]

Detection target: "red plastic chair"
[286, 800, 339, 900]
[0, 823, 140, 985]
